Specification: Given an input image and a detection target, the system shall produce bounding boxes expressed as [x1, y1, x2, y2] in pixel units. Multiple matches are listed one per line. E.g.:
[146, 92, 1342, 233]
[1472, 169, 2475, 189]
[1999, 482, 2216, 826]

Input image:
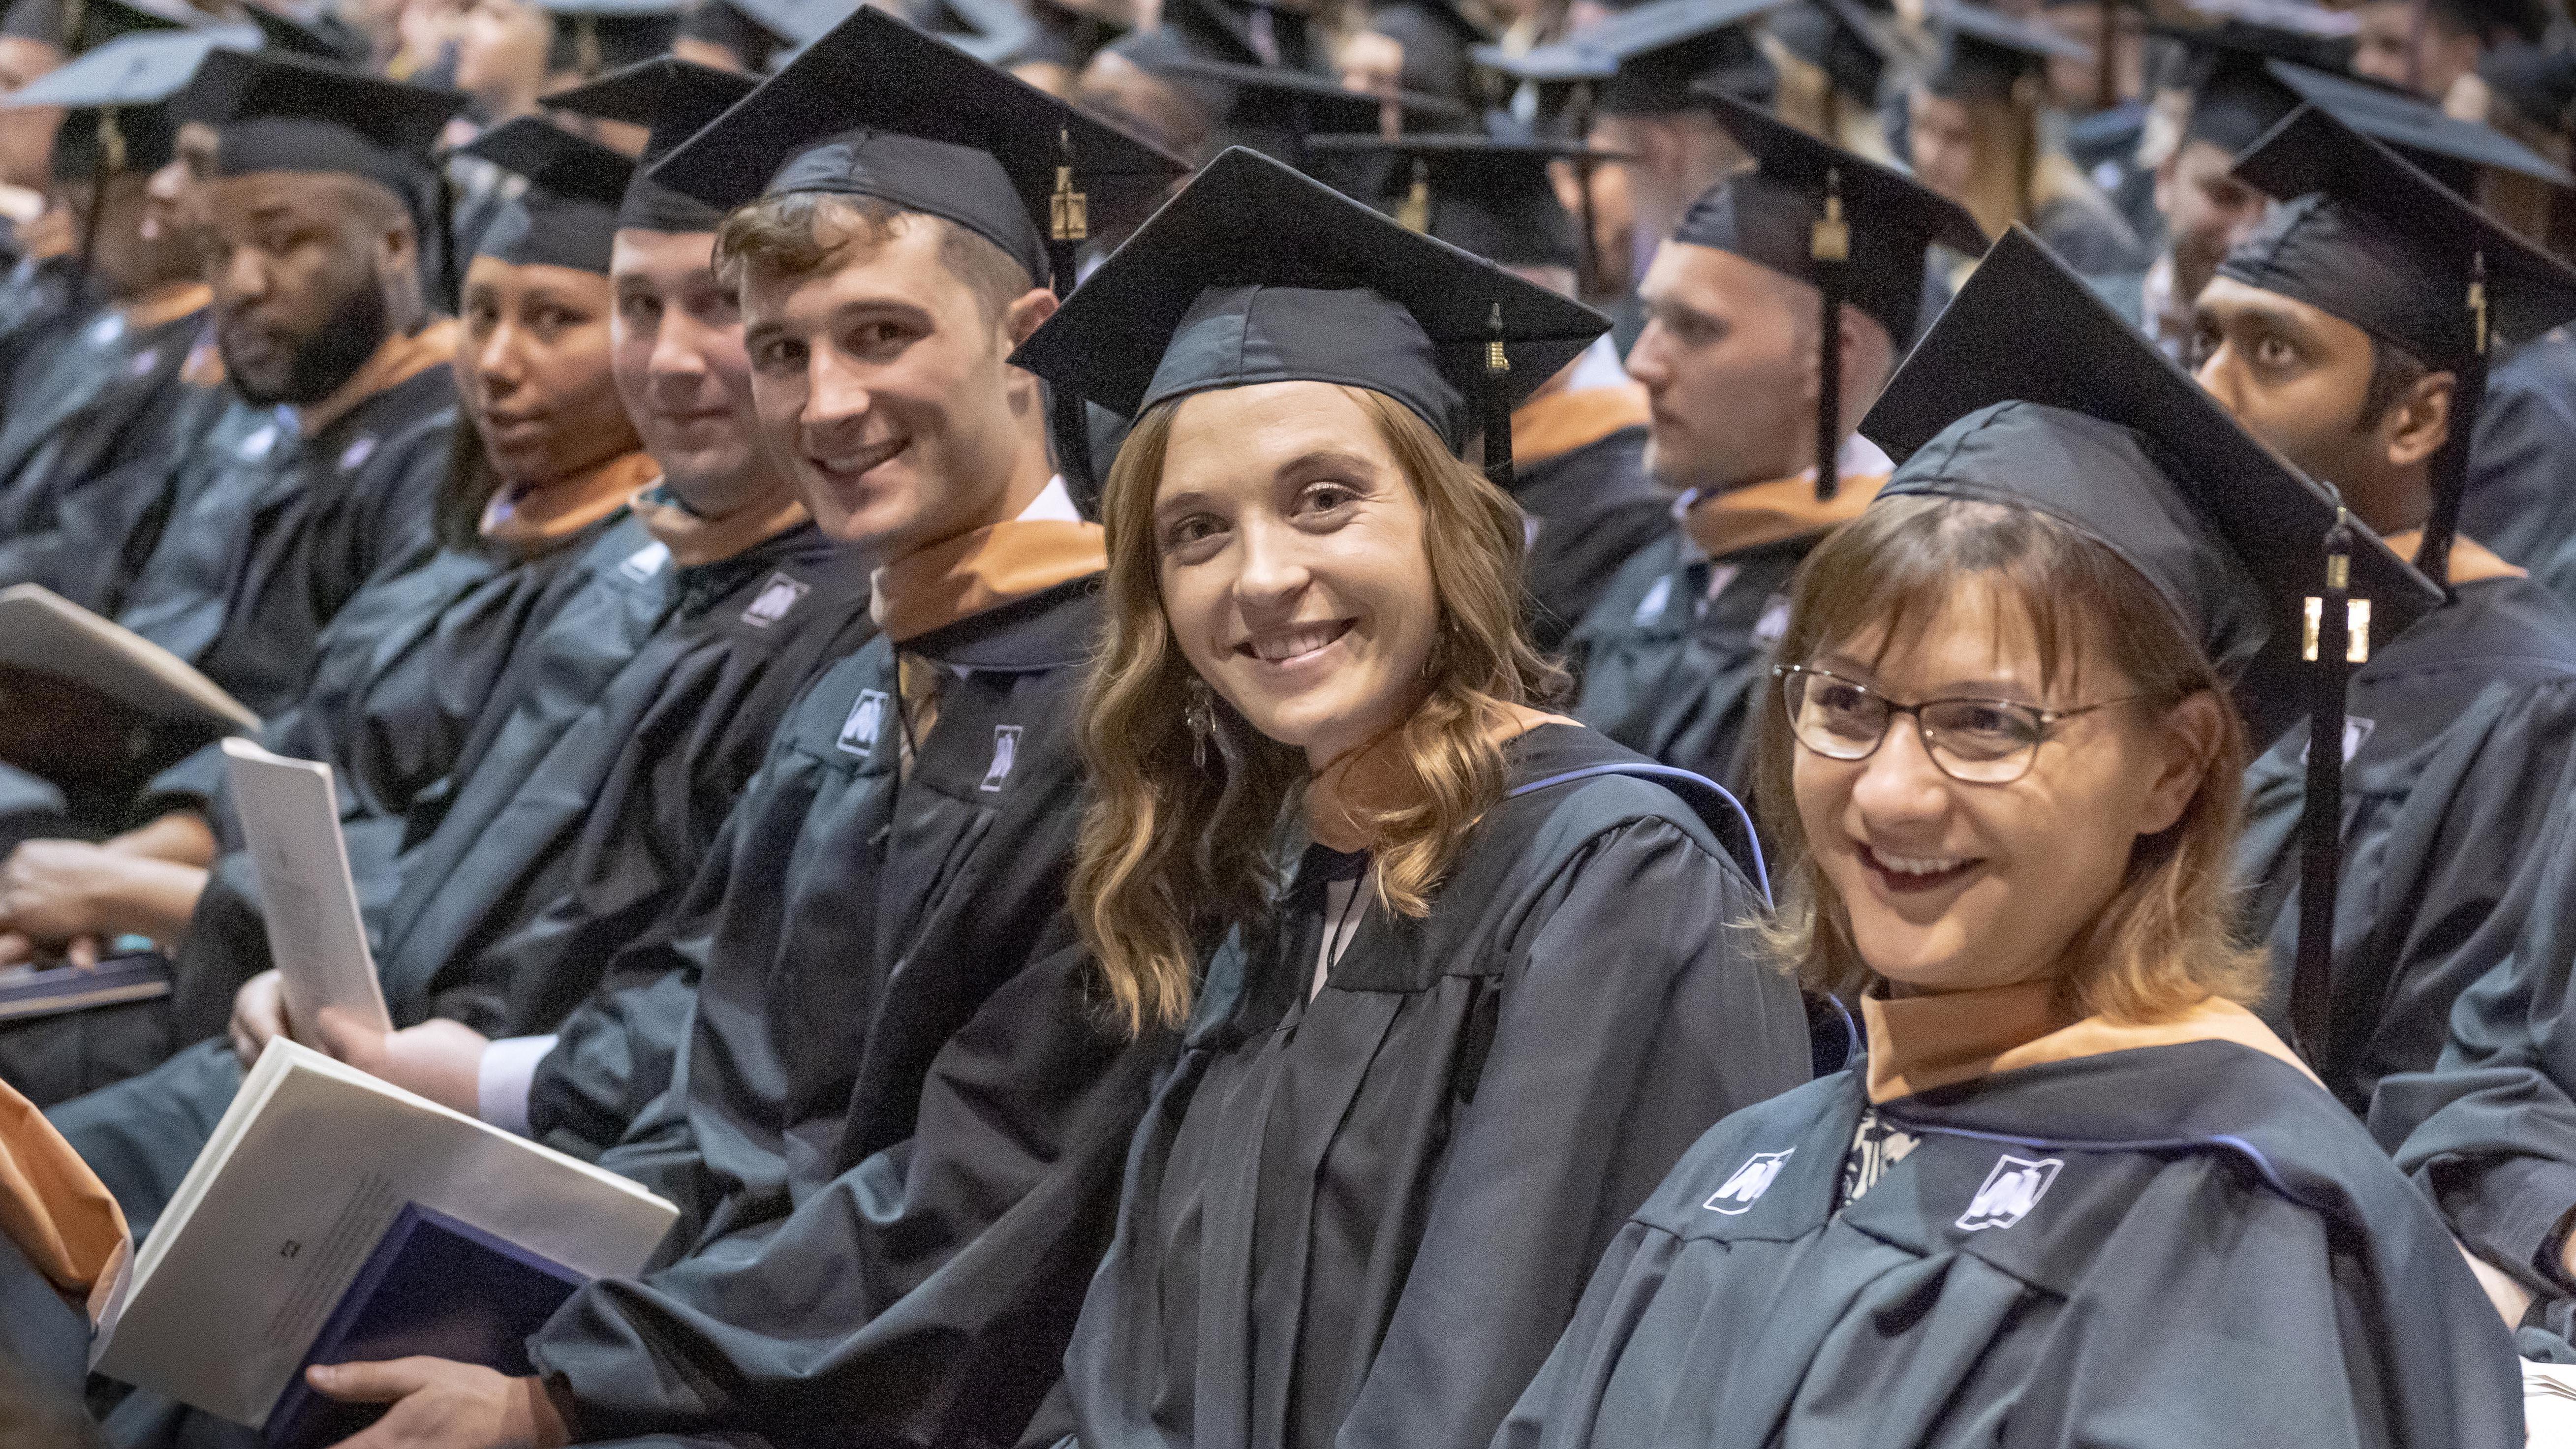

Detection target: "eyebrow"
[1814, 654, 2042, 702]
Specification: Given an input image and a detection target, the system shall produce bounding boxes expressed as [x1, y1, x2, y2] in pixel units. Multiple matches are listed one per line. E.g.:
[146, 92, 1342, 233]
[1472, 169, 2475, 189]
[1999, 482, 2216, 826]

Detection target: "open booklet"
[90, 1039, 678, 1429]
[0, 584, 259, 790]
[221, 739, 392, 1040]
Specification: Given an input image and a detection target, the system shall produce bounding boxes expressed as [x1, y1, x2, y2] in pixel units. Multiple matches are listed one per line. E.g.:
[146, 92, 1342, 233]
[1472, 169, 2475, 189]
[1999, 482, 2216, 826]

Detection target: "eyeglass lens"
[1781, 670, 2046, 784]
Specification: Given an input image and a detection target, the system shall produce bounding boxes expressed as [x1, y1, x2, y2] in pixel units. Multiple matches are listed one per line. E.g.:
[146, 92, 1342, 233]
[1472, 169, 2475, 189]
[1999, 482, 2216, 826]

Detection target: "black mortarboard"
[0, 0, 193, 57]
[1011, 145, 1610, 488]
[1161, 0, 1318, 70]
[909, 0, 1039, 65]
[3, 27, 245, 179]
[650, 3, 1186, 290]
[1923, 1, 2087, 102]
[1861, 226, 2443, 1064]
[542, 0, 682, 78]
[180, 45, 464, 205]
[1363, 0, 1486, 104]
[241, 2, 361, 60]
[1686, 88, 1985, 497]
[675, 0, 850, 66]
[1141, 53, 1474, 156]
[1304, 129, 1608, 272]
[2220, 103, 2576, 588]
[543, 55, 754, 230]
[1513, 0, 1786, 115]
[1769, 0, 1905, 104]
[2266, 60, 2568, 187]
[456, 115, 631, 271]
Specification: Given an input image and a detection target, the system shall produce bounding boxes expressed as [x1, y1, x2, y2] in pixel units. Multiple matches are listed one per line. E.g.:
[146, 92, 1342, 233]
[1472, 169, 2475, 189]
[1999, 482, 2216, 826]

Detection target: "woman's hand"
[305, 1359, 567, 1449]
[230, 971, 291, 1064]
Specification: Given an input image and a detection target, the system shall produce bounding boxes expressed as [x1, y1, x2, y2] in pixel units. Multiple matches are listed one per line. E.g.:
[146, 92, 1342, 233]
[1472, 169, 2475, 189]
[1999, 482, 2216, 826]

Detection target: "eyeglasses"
[1773, 664, 2138, 785]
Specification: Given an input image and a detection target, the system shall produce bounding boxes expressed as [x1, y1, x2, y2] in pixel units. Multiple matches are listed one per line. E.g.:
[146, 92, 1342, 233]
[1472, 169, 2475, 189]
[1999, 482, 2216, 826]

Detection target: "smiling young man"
[1570, 96, 1985, 801]
[2189, 105, 2576, 1115]
[270, 18, 1187, 1449]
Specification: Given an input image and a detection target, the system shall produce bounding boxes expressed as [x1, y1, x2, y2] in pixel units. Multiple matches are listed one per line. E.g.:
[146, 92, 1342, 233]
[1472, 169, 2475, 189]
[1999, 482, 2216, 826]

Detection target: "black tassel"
[1481, 302, 1512, 491]
[1812, 166, 1848, 503]
[2290, 509, 2361, 1070]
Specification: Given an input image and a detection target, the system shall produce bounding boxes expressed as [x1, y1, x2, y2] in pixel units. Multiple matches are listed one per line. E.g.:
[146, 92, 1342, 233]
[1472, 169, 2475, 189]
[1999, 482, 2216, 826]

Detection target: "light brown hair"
[1754, 493, 2265, 1021]
[714, 191, 1034, 322]
[1074, 385, 1567, 1035]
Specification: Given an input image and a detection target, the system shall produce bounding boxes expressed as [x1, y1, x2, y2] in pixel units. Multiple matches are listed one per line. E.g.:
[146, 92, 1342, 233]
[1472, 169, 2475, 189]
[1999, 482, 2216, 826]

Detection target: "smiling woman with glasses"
[1500, 235, 2515, 1449]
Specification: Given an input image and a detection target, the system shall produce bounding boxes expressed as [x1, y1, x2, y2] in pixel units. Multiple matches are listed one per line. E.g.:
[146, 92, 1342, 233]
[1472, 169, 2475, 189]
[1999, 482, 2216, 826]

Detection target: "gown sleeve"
[523, 922, 1173, 1448]
[1340, 815, 1810, 1449]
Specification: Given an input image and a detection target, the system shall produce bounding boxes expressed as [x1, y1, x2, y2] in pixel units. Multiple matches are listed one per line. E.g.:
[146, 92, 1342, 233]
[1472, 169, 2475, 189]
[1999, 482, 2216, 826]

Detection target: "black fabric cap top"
[1010, 146, 1610, 449]
[1924, 1, 2087, 101]
[650, 4, 1186, 287]
[5, 28, 248, 179]
[1304, 130, 1608, 269]
[1509, 0, 1787, 115]
[543, 55, 755, 231]
[2266, 60, 2569, 185]
[1862, 225, 2441, 694]
[243, 4, 358, 60]
[543, 0, 682, 75]
[1677, 88, 1985, 342]
[183, 46, 465, 202]
[910, 0, 1040, 65]
[1141, 53, 1475, 140]
[1161, 0, 1319, 69]
[2220, 104, 2576, 364]
[1364, 0, 1487, 105]
[456, 115, 632, 271]
[1, 0, 192, 56]
[1770, 0, 1906, 103]
[705, 0, 856, 50]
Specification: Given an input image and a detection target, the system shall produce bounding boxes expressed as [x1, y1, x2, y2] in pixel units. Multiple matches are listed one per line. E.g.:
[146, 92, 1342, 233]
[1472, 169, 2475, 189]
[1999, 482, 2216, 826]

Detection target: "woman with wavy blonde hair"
[1009, 148, 1811, 1449]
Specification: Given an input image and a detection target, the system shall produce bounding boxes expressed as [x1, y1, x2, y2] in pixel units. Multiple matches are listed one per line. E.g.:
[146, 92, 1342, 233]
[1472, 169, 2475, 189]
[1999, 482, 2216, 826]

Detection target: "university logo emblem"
[1705, 1148, 1794, 1214]
[338, 434, 378, 473]
[838, 689, 889, 758]
[981, 725, 1023, 792]
[742, 573, 808, 627]
[1753, 593, 1794, 647]
[1632, 574, 1673, 627]
[619, 541, 670, 582]
[1957, 1154, 2063, 1232]
[128, 346, 160, 378]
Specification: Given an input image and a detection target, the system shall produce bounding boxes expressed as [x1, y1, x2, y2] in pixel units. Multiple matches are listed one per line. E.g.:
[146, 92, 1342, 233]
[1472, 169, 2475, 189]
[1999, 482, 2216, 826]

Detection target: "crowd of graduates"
[0, 0, 2572, 1439]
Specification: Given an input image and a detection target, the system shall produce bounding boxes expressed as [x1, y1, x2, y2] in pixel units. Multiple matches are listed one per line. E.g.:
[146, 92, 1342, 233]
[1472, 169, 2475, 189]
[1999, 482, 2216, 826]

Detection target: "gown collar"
[290, 317, 459, 438]
[869, 476, 1104, 645]
[626, 479, 810, 568]
[1304, 701, 1577, 852]
[479, 450, 659, 559]
[1862, 982, 2316, 1104]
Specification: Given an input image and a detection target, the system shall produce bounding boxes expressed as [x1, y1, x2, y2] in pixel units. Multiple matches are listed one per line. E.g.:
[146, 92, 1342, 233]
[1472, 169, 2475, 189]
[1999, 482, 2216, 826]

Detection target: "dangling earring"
[1185, 679, 1217, 770]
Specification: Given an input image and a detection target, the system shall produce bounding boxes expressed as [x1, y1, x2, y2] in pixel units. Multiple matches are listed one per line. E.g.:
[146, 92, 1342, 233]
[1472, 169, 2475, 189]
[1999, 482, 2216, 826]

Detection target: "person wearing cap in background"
[1340, 0, 1488, 111]
[2038, 0, 2157, 247]
[0, 114, 664, 1110]
[2189, 105, 2576, 1119]
[0, 32, 227, 605]
[2353, 0, 2550, 108]
[1497, 222, 2515, 1449]
[1005, 142, 1805, 1449]
[1570, 93, 1984, 806]
[1909, 1, 2146, 280]
[1305, 126, 1667, 649]
[1765, 0, 1905, 164]
[1099, 31, 1474, 172]
[272, 17, 1193, 1447]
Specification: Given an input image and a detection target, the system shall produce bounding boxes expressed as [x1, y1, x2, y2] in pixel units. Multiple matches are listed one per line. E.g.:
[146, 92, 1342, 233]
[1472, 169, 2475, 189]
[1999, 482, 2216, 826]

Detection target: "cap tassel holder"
[1481, 301, 1514, 491]
[2290, 510, 2363, 1070]
[1045, 128, 1101, 515]
[1396, 158, 1430, 234]
[1811, 167, 1850, 503]
[2414, 248, 2487, 602]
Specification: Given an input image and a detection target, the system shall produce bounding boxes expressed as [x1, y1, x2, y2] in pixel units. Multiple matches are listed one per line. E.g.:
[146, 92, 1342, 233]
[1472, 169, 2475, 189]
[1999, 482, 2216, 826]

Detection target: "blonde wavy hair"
[1074, 384, 1567, 1035]
[1754, 494, 2266, 1022]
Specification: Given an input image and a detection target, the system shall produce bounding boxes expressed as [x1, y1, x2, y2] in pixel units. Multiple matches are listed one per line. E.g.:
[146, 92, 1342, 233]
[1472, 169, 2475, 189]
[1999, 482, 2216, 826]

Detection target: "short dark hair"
[714, 191, 1033, 323]
[2359, 335, 2433, 429]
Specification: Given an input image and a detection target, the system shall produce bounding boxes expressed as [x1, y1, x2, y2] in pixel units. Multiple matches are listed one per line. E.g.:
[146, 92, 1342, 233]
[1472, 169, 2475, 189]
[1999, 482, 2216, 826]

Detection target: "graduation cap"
[1139, 52, 1474, 160]
[909, 0, 1040, 65]
[2266, 60, 2567, 188]
[543, 55, 754, 231]
[672, 0, 852, 68]
[1689, 88, 1985, 499]
[1859, 224, 2443, 1064]
[179, 44, 463, 204]
[1302, 128, 1615, 278]
[1362, 0, 1487, 105]
[0, 0, 196, 58]
[1923, 0, 2087, 102]
[1500, 0, 1786, 116]
[455, 115, 632, 271]
[1162, 0, 1318, 70]
[1011, 145, 1610, 493]
[542, 0, 683, 78]
[1769, 0, 1907, 107]
[240, 2, 361, 60]
[651, 3, 1185, 290]
[2219, 102, 2576, 591]
[1, 26, 247, 180]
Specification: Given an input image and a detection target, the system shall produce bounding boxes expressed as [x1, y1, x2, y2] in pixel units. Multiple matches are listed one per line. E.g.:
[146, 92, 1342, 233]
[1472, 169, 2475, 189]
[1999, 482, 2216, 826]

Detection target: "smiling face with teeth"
[1150, 379, 1444, 771]
[1791, 572, 2219, 999]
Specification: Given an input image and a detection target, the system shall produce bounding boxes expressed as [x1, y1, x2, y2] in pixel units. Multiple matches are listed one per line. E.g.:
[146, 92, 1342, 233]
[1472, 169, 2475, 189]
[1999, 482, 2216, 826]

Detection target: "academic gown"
[525, 574, 1170, 1449]
[2460, 333, 2576, 607]
[48, 523, 874, 1242]
[1509, 383, 1670, 654]
[2062, 101, 2159, 257]
[2233, 568, 2576, 1112]
[110, 357, 458, 723]
[1045, 723, 1811, 1449]
[0, 378, 235, 617]
[1568, 473, 1879, 803]
[0, 287, 209, 545]
[0, 511, 645, 1108]
[1498, 1039, 2520, 1449]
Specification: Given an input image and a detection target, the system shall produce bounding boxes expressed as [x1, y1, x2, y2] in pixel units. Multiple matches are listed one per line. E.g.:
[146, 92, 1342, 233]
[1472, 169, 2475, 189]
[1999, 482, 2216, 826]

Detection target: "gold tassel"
[1396, 158, 1430, 234]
